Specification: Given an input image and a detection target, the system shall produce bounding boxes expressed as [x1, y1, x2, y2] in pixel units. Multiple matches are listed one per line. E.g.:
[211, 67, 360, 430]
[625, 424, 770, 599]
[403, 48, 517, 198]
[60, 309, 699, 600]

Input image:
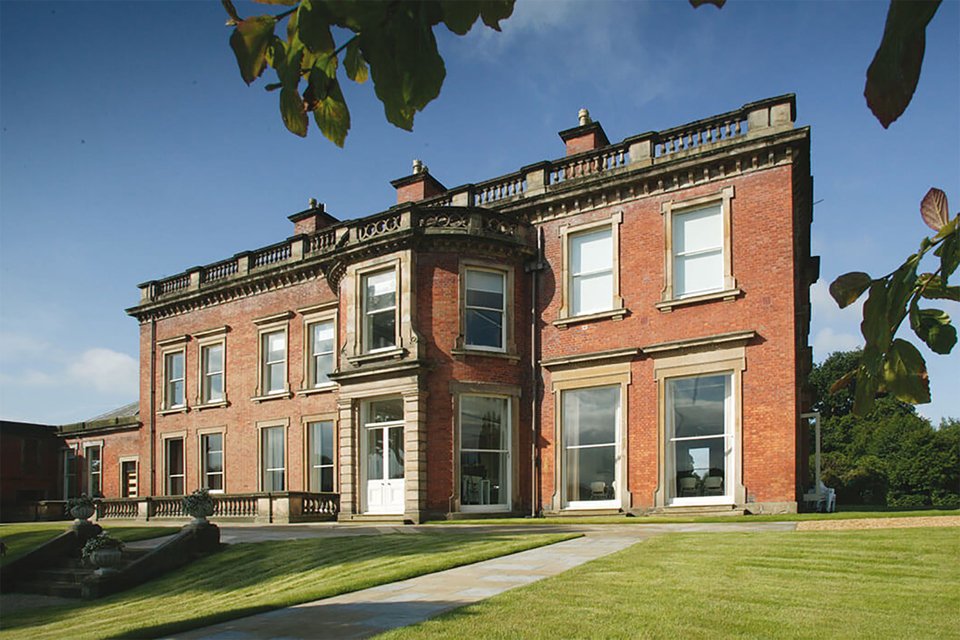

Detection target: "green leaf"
[360, 8, 446, 131]
[297, 0, 335, 54]
[230, 16, 278, 84]
[861, 280, 892, 352]
[441, 1, 482, 35]
[913, 308, 957, 354]
[919, 274, 960, 301]
[885, 256, 919, 329]
[935, 231, 960, 278]
[479, 0, 515, 31]
[852, 360, 880, 416]
[829, 272, 872, 308]
[280, 87, 308, 137]
[344, 38, 369, 84]
[254, 0, 298, 5]
[881, 339, 930, 404]
[221, 0, 242, 25]
[864, 0, 941, 128]
[312, 77, 350, 147]
[920, 187, 950, 232]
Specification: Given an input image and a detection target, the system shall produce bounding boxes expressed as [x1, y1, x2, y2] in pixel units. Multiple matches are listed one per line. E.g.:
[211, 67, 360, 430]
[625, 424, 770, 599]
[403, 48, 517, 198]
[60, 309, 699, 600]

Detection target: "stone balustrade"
[136, 95, 794, 306]
[93, 492, 339, 523]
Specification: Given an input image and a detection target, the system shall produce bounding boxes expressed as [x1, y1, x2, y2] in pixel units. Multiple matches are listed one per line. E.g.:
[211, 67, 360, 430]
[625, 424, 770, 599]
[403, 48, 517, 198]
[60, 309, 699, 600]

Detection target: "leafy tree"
[222, 0, 514, 146]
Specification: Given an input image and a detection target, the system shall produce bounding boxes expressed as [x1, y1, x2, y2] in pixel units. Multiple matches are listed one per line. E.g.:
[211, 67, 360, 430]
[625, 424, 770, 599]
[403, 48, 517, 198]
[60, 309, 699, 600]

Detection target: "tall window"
[261, 426, 285, 491]
[673, 203, 723, 298]
[201, 343, 224, 403]
[309, 321, 335, 386]
[165, 438, 185, 495]
[261, 330, 286, 394]
[308, 421, 335, 493]
[570, 228, 613, 316]
[460, 396, 510, 510]
[61, 449, 76, 499]
[164, 351, 185, 409]
[120, 460, 137, 498]
[562, 386, 619, 507]
[201, 433, 224, 492]
[465, 270, 505, 351]
[668, 374, 731, 502]
[363, 269, 397, 352]
[85, 445, 102, 497]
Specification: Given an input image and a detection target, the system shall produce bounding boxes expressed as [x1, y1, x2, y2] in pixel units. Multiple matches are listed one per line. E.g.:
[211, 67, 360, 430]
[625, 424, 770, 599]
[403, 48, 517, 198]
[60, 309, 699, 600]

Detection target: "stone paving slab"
[168, 534, 650, 640]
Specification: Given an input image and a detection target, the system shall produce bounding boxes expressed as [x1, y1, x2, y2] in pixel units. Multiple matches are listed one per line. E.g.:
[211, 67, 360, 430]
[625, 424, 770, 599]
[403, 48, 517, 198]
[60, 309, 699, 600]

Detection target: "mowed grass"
[381, 527, 960, 640]
[0, 531, 576, 639]
[0, 522, 176, 567]
[432, 508, 960, 526]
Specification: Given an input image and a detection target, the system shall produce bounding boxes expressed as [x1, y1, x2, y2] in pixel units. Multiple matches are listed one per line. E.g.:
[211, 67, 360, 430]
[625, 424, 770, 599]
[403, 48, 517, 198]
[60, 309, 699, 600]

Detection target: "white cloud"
[813, 327, 862, 358]
[66, 348, 138, 394]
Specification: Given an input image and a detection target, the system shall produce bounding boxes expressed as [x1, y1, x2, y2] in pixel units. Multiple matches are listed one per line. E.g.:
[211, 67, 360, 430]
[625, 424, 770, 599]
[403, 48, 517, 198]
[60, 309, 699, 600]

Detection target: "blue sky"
[1, 0, 957, 424]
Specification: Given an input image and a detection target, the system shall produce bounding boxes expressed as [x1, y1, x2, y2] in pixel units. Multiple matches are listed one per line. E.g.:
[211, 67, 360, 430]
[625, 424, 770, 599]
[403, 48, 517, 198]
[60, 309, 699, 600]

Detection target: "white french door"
[363, 399, 405, 514]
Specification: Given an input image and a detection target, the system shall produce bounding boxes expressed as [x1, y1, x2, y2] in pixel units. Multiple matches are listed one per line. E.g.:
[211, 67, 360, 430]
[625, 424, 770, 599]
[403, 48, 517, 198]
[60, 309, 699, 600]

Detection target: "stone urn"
[68, 494, 96, 522]
[183, 488, 215, 524]
[90, 547, 123, 575]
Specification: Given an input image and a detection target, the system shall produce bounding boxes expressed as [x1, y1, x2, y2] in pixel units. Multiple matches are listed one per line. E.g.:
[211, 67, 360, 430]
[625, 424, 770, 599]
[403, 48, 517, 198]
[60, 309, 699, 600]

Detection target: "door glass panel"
[388, 427, 404, 480]
[367, 427, 383, 481]
[369, 399, 403, 423]
[564, 444, 615, 502]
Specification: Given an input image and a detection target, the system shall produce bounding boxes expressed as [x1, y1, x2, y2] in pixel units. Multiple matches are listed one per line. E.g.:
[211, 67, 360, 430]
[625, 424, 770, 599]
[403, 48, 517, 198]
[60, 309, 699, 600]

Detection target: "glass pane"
[368, 399, 403, 424]
[312, 322, 334, 354]
[365, 270, 396, 312]
[367, 428, 383, 481]
[571, 228, 612, 275]
[460, 451, 507, 505]
[320, 467, 334, 493]
[461, 396, 507, 450]
[264, 470, 284, 492]
[675, 440, 726, 496]
[368, 310, 396, 350]
[466, 271, 504, 309]
[388, 426, 404, 480]
[207, 473, 223, 491]
[564, 444, 615, 502]
[204, 434, 223, 473]
[170, 476, 184, 496]
[267, 362, 284, 393]
[167, 352, 183, 379]
[169, 380, 184, 406]
[266, 332, 285, 361]
[563, 387, 618, 447]
[206, 373, 223, 401]
[572, 271, 612, 315]
[205, 345, 223, 373]
[675, 250, 723, 296]
[309, 421, 334, 466]
[674, 204, 722, 254]
[314, 353, 334, 385]
[465, 308, 503, 349]
[669, 375, 727, 438]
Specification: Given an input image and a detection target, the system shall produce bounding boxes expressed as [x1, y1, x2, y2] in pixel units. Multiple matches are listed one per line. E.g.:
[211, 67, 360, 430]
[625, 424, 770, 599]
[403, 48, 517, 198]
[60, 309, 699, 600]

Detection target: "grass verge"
[0, 522, 177, 567]
[0, 531, 576, 639]
[380, 527, 959, 640]
[430, 508, 960, 526]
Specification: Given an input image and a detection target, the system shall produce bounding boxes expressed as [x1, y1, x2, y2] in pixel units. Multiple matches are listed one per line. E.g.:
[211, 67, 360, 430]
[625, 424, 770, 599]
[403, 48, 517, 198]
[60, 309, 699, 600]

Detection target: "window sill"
[297, 384, 338, 396]
[553, 307, 627, 329]
[195, 400, 228, 411]
[346, 347, 406, 366]
[251, 391, 293, 403]
[451, 348, 521, 363]
[158, 407, 188, 416]
[656, 288, 742, 312]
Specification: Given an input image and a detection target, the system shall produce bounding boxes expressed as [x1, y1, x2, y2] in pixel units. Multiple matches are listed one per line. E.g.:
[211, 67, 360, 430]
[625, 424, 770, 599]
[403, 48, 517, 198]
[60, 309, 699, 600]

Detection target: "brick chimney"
[288, 199, 339, 235]
[390, 159, 447, 205]
[558, 108, 610, 156]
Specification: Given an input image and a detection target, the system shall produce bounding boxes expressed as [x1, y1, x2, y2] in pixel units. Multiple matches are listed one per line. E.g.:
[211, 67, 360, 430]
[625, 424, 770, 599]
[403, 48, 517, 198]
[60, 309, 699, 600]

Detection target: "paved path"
[169, 522, 794, 640]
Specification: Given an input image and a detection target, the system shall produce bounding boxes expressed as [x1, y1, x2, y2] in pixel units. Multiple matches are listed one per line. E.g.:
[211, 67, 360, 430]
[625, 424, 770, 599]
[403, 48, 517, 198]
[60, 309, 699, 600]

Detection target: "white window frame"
[361, 267, 399, 354]
[463, 267, 507, 352]
[305, 418, 336, 493]
[198, 429, 225, 493]
[194, 327, 228, 407]
[84, 442, 103, 497]
[163, 349, 186, 411]
[163, 435, 186, 496]
[658, 186, 739, 310]
[118, 456, 138, 499]
[666, 373, 734, 506]
[458, 394, 512, 512]
[555, 212, 625, 328]
[257, 419, 288, 492]
[300, 303, 338, 393]
[158, 335, 189, 413]
[253, 312, 292, 400]
[560, 386, 621, 510]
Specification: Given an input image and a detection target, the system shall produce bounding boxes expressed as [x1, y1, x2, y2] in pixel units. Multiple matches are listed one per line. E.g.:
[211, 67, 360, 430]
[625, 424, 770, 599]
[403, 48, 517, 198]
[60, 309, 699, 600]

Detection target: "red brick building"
[86, 95, 816, 522]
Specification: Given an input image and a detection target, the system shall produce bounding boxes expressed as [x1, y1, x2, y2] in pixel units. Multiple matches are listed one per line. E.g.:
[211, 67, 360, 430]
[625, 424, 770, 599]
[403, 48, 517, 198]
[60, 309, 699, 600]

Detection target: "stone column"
[402, 389, 428, 523]
[337, 397, 358, 519]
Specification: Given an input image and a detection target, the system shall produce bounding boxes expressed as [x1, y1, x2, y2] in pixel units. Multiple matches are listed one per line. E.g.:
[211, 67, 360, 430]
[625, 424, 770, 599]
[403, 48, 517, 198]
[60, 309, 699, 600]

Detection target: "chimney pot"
[578, 108, 591, 126]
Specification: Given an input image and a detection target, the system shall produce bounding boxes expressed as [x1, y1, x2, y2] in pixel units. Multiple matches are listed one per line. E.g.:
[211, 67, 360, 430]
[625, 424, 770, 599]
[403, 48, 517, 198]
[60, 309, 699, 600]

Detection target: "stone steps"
[12, 549, 150, 598]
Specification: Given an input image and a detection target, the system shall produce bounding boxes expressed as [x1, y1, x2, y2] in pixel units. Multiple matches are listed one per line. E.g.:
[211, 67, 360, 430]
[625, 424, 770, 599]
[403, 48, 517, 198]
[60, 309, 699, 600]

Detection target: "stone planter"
[90, 547, 123, 575]
[70, 504, 96, 521]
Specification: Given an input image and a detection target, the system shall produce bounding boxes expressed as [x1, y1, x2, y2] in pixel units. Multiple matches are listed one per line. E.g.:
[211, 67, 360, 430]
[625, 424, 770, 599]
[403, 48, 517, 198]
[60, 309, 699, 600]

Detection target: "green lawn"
[0, 531, 575, 639]
[0, 522, 177, 567]
[431, 508, 960, 526]
[380, 527, 960, 640]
